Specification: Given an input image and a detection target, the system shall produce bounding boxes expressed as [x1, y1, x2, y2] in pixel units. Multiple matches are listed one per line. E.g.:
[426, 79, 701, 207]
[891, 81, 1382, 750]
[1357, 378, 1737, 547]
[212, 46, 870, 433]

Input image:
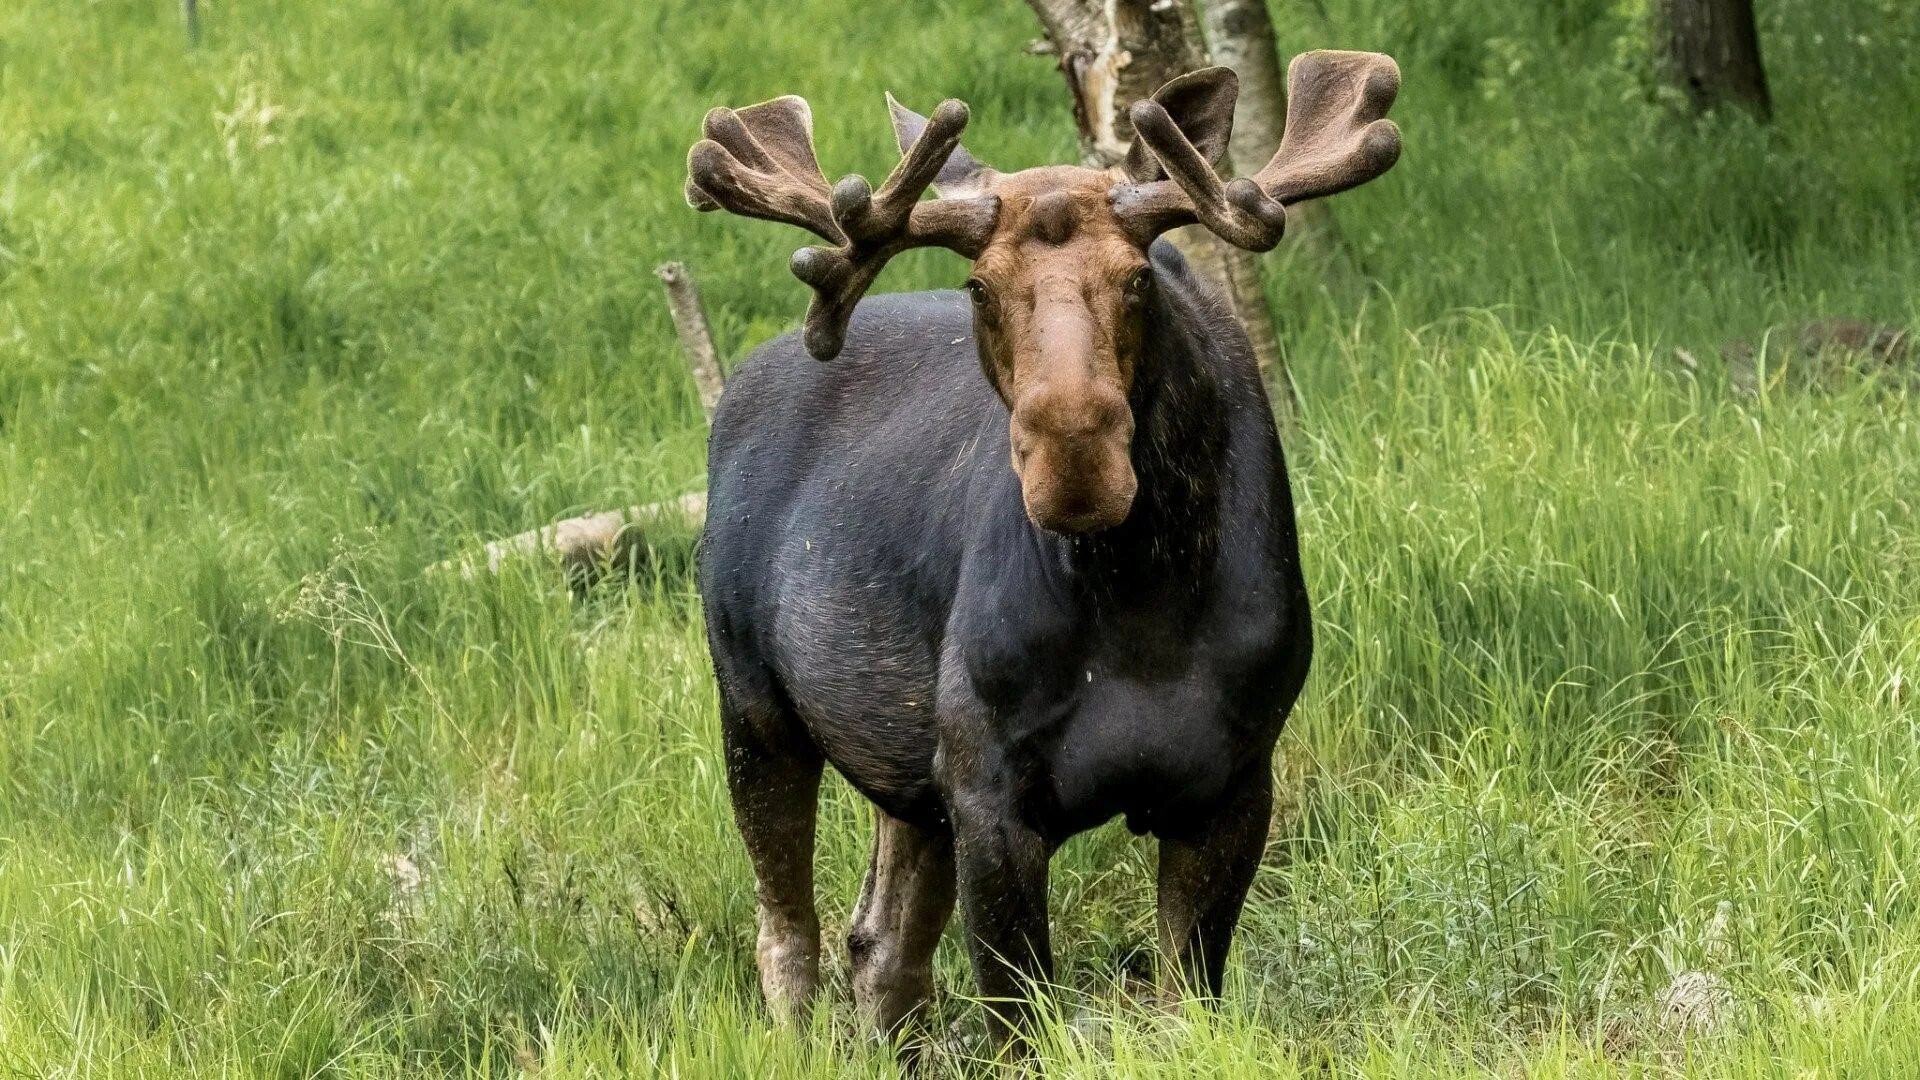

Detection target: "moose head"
[686, 51, 1401, 534]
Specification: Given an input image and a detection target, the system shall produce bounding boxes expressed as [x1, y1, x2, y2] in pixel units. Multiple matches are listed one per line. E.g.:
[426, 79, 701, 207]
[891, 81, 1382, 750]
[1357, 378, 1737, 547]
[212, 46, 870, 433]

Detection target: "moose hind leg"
[1156, 768, 1273, 1001]
[720, 691, 825, 1020]
[849, 811, 956, 1036]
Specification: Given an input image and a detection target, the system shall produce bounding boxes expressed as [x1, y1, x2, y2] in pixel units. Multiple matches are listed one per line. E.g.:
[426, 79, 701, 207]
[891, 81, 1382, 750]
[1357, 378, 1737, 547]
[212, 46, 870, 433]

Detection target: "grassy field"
[3, 0, 1919, 1074]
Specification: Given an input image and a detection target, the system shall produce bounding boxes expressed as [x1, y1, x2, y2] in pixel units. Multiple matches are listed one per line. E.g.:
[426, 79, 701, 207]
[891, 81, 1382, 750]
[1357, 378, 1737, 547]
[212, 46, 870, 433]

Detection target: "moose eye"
[964, 278, 990, 306]
[1124, 267, 1152, 304]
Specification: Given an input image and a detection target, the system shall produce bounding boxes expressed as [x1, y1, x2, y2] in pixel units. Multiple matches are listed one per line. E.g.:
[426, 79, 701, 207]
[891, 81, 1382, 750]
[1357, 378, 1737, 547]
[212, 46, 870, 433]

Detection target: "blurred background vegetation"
[1, 0, 1917, 1074]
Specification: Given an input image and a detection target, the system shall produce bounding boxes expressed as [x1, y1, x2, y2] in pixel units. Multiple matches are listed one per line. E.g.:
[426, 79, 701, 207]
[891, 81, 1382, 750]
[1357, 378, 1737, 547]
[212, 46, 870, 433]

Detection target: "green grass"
[3, 0, 1918, 1074]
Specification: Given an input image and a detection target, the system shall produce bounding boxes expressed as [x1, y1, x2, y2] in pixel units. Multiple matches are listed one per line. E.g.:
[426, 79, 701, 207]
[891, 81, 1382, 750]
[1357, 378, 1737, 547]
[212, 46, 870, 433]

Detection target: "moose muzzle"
[1010, 380, 1137, 535]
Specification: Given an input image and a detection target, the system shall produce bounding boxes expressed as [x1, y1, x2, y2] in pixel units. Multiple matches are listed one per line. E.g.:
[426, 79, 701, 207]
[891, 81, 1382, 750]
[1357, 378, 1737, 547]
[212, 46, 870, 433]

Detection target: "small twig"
[655, 262, 724, 420]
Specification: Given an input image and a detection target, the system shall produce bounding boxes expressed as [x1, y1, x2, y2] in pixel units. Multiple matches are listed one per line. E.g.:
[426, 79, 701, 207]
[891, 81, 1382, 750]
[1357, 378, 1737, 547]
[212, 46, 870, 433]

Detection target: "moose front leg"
[943, 757, 1053, 1043]
[1155, 768, 1273, 1001]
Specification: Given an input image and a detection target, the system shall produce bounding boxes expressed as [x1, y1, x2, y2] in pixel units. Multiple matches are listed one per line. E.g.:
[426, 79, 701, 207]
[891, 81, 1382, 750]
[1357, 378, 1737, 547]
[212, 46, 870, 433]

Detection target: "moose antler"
[1112, 50, 1402, 251]
[687, 95, 999, 360]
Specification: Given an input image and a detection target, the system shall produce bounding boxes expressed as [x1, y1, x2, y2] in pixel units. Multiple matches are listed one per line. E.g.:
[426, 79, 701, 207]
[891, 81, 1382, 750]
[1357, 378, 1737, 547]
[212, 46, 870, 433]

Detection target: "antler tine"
[1126, 98, 1288, 251]
[788, 99, 998, 360]
[690, 92, 1000, 361]
[1113, 50, 1402, 252]
[1254, 51, 1402, 206]
[685, 96, 843, 243]
[831, 99, 973, 245]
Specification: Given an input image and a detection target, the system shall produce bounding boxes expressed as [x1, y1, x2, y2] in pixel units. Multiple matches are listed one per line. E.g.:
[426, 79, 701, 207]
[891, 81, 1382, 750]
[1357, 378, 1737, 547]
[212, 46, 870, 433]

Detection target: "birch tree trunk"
[1657, 0, 1772, 120]
[1023, 0, 1208, 167]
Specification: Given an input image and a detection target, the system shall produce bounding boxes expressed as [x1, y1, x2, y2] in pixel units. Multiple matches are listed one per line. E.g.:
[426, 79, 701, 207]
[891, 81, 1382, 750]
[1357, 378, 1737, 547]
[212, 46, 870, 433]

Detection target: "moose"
[687, 51, 1402, 1038]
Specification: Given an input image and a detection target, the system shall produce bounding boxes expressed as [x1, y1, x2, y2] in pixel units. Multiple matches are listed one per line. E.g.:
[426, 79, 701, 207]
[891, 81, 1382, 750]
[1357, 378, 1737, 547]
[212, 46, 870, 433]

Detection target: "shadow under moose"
[685, 49, 1402, 1050]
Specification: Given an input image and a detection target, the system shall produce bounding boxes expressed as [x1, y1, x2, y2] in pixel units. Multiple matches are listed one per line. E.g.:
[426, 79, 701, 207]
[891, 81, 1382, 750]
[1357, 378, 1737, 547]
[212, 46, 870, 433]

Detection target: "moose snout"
[1009, 386, 1137, 535]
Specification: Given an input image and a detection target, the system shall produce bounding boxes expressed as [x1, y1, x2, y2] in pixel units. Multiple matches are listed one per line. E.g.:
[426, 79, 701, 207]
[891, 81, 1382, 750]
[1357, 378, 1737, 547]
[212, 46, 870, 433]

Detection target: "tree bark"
[1657, 0, 1772, 120]
[1023, 0, 1290, 410]
[1023, 0, 1209, 168]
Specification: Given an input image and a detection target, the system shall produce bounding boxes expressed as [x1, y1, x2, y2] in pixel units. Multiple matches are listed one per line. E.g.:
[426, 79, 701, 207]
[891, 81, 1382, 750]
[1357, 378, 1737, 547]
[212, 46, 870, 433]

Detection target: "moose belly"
[1041, 676, 1239, 838]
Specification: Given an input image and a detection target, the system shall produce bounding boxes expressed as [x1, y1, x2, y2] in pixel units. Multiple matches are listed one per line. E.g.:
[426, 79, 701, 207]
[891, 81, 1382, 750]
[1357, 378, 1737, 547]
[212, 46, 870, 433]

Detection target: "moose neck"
[1031, 274, 1230, 596]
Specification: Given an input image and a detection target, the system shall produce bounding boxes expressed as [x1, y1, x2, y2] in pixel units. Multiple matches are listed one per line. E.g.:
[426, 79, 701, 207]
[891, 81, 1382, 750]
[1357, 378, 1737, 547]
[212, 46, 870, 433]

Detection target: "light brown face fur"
[963, 167, 1154, 535]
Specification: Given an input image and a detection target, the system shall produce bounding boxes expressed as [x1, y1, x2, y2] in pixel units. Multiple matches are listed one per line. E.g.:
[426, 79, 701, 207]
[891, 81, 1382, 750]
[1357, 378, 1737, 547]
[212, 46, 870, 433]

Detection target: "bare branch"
[655, 262, 724, 419]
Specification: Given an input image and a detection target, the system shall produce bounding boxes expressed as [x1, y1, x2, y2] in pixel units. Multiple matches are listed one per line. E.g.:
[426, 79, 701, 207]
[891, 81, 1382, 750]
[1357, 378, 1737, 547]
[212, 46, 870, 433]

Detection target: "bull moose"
[686, 51, 1402, 1038]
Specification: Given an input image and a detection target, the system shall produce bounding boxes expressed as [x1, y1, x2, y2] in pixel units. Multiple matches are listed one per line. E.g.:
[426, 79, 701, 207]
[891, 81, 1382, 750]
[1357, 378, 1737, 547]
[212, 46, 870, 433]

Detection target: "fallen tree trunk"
[1719, 319, 1913, 395]
[431, 491, 707, 586]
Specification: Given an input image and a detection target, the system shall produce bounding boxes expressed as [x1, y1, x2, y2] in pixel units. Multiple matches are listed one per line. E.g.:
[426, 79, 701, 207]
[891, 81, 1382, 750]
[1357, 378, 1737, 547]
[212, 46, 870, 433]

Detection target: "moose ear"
[1123, 67, 1239, 183]
[888, 93, 996, 197]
